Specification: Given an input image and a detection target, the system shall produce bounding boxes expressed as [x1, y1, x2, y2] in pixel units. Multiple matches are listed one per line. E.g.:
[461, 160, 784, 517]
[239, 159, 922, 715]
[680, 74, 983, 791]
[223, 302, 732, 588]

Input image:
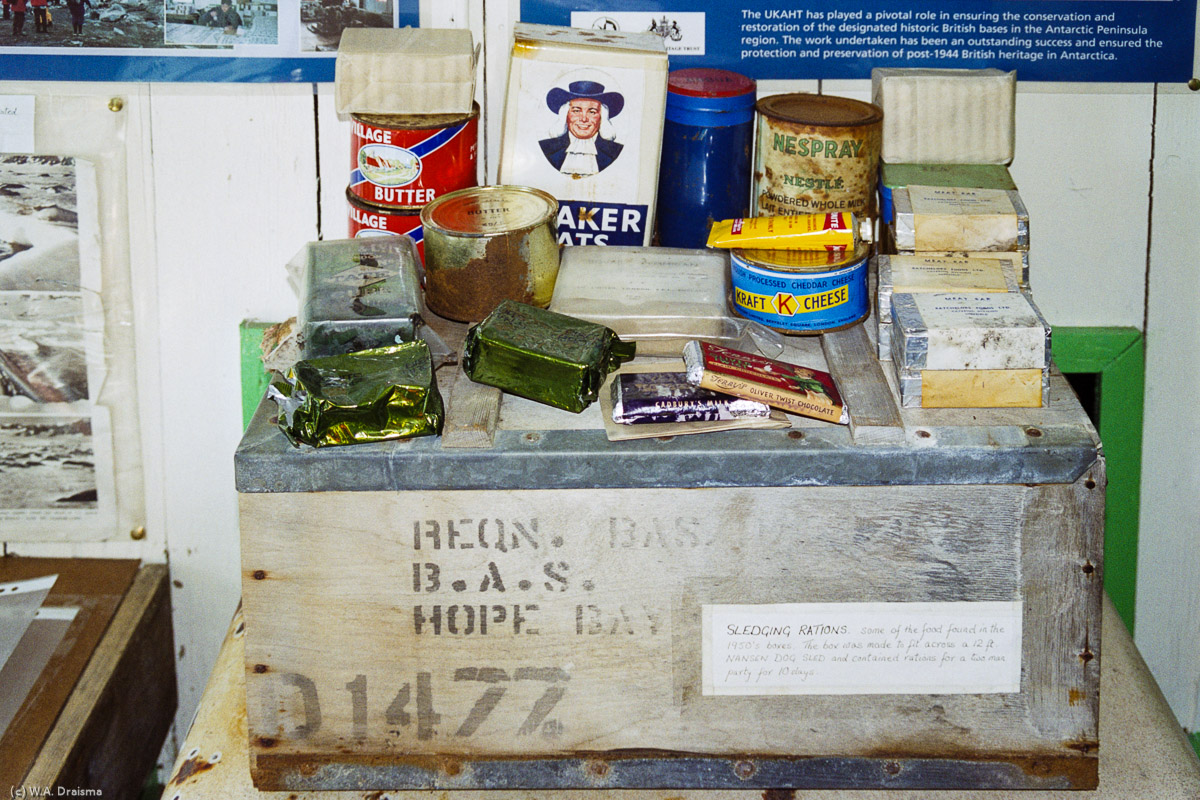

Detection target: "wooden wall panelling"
[1138, 83, 1200, 736]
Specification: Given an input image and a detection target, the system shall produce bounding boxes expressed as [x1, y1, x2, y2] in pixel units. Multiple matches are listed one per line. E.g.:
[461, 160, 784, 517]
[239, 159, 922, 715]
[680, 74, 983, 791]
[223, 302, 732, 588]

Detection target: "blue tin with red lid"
[655, 68, 757, 249]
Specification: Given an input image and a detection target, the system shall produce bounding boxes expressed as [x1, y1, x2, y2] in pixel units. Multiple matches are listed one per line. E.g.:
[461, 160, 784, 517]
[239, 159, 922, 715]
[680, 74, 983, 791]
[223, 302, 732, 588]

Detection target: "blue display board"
[0, 0, 419, 83]
[525, 0, 1196, 83]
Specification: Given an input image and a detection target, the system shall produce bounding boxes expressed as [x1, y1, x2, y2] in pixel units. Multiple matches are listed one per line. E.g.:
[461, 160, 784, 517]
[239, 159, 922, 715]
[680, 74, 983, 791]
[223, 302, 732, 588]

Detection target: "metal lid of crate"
[234, 383, 1099, 494]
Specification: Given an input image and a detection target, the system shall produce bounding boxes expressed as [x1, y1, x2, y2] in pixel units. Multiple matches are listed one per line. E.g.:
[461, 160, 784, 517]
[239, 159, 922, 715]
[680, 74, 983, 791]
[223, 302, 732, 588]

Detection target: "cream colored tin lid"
[732, 244, 869, 274]
[421, 185, 557, 236]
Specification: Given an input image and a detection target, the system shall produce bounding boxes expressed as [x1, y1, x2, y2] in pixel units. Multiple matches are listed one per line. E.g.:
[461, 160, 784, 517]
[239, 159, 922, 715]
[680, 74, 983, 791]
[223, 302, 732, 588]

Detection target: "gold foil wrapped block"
[462, 300, 636, 413]
[268, 341, 443, 447]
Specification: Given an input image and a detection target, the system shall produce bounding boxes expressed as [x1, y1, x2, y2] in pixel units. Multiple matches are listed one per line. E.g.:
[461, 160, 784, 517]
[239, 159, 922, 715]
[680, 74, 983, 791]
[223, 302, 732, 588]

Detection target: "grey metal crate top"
[235, 320, 1099, 493]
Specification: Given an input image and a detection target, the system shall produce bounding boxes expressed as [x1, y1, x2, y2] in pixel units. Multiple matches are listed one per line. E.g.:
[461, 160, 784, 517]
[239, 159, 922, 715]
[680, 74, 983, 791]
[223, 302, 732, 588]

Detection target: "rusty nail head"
[884, 761, 901, 775]
[916, 429, 931, 439]
[1025, 427, 1043, 437]
[585, 760, 609, 778]
[787, 430, 804, 440]
[524, 432, 541, 443]
[734, 760, 756, 779]
[130, 526, 146, 540]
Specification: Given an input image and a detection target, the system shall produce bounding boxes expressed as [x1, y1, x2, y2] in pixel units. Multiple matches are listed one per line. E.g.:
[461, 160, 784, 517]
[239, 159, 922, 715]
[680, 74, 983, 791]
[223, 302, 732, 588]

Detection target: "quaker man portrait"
[538, 80, 625, 178]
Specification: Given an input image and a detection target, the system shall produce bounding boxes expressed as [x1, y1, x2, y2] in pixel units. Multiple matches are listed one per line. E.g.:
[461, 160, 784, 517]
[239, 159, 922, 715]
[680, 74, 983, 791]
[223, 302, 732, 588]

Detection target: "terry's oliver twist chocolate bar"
[683, 340, 848, 424]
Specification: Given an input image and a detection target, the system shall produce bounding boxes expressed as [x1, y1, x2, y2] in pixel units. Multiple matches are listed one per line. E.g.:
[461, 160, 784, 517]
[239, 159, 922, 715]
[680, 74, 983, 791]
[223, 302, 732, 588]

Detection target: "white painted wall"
[1138, 82, 1200, 735]
[3, 0, 1200, 760]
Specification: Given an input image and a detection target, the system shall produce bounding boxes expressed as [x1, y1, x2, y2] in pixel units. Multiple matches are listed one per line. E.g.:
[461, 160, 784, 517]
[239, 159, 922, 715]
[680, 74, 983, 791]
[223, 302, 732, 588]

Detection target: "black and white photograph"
[299, 0, 390, 52]
[0, 154, 94, 294]
[0, 154, 102, 404]
[0, 408, 114, 527]
[0, 153, 112, 532]
[0, 291, 89, 403]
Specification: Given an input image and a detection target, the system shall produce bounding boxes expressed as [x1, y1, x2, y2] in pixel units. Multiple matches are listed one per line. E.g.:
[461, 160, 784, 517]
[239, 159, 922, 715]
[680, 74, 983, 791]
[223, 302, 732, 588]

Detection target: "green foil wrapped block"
[268, 340, 443, 447]
[462, 300, 636, 413]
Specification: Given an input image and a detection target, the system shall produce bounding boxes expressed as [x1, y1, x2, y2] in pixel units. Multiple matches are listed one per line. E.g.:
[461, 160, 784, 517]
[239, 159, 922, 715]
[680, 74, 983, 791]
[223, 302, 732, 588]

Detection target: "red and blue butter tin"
[349, 104, 479, 209]
[346, 190, 425, 263]
[729, 245, 870, 335]
[656, 68, 757, 249]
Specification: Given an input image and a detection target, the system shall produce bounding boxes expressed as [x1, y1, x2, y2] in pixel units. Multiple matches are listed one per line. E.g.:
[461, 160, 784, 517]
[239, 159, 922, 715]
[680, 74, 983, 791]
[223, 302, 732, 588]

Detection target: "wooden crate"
[235, 324, 1103, 792]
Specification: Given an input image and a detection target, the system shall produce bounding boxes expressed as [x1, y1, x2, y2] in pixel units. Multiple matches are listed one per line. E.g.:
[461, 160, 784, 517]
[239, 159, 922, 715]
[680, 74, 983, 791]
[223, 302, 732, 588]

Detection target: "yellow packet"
[707, 212, 858, 250]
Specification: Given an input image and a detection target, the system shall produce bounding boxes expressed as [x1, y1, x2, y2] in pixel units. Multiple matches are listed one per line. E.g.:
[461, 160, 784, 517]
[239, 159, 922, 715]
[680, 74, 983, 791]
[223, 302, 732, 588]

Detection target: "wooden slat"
[1022, 461, 1105, 748]
[821, 325, 904, 443]
[24, 564, 176, 795]
[441, 367, 502, 449]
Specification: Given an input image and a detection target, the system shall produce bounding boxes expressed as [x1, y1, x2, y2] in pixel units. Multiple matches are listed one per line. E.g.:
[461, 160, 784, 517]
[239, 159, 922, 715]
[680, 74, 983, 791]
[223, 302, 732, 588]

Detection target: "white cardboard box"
[498, 23, 668, 247]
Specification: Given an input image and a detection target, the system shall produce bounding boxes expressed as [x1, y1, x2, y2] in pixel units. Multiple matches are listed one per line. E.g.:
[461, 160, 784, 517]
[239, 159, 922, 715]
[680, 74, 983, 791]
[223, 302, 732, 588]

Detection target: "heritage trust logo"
[570, 11, 706, 55]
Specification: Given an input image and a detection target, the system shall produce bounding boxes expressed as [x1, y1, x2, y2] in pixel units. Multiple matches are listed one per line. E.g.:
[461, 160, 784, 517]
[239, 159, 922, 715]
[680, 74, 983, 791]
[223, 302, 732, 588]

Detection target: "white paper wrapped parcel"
[334, 28, 478, 119]
[872, 67, 1016, 165]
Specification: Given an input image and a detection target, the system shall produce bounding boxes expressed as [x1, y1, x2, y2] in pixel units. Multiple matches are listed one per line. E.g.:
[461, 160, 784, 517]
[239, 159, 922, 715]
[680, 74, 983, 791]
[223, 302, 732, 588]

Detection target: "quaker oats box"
[498, 23, 668, 247]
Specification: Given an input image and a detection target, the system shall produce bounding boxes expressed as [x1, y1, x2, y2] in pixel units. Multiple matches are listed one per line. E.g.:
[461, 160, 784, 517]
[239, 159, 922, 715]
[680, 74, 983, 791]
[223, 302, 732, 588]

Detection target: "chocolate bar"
[612, 371, 770, 424]
[683, 340, 848, 424]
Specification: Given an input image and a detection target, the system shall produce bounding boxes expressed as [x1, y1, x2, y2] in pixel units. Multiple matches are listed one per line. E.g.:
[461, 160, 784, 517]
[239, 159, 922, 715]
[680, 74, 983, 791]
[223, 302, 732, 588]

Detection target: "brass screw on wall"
[108, 97, 124, 112]
[130, 526, 146, 540]
[1188, 78, 1200, 92]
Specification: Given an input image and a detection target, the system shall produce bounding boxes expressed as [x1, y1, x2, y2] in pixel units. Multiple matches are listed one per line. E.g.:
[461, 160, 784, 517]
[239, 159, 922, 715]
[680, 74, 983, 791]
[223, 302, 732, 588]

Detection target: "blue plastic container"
[656, 69, 756, 249]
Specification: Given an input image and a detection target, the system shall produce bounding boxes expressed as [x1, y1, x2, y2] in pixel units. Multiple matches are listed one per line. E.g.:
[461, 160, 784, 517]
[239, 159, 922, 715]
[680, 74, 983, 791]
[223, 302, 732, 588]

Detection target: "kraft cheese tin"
[753, 93, 882, 221]
[420, 185, 559, 322]
[346, 191, 425, 262]
[349, 104, 479, 208]
[729, 245, 869, 335]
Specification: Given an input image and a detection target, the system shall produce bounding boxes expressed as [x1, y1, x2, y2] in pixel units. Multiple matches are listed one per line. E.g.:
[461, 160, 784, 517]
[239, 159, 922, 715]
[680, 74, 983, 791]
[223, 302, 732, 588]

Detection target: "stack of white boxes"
[871, 68, 1051, 408]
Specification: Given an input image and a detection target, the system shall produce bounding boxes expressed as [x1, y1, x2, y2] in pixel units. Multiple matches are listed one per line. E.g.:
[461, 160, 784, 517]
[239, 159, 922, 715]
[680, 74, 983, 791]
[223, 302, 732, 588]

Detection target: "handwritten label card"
[703, 601, 1022, 695]
[0, 95, 35, 154]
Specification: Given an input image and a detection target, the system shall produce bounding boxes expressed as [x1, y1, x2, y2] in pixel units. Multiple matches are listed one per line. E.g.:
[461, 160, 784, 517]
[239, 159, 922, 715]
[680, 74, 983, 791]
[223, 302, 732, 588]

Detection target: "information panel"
[522, 0, 1198, 83]
[703, 601, 1023, 695]
[0, 0, 418, 82]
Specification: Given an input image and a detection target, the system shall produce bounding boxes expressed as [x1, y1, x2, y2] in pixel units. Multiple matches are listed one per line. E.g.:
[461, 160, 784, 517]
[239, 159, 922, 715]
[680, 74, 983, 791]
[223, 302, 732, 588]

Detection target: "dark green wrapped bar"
[269, 340, 443, 447]
[462, 300, 636, 413]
